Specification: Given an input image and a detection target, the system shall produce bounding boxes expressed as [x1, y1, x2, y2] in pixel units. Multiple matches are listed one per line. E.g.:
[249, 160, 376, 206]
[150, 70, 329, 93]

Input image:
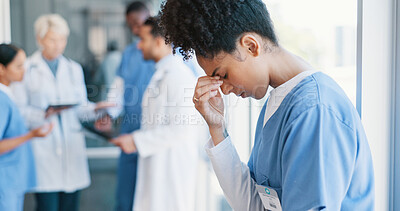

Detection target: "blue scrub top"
[0, 91, 36, 195]
[116, 41, 155, 134]
[248, 72, 374, 210]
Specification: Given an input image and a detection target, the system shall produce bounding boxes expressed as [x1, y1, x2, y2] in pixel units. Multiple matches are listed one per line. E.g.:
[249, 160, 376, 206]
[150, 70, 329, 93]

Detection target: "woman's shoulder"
[0, 91, 13, 112]
[61, 56, 81, 68]
[284, 72, 358, 126]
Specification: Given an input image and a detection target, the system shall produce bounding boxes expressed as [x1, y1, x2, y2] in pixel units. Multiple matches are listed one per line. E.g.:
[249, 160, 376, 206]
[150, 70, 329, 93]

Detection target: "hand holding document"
[94, 102, 117, 112]
[30, 122, 54, 138]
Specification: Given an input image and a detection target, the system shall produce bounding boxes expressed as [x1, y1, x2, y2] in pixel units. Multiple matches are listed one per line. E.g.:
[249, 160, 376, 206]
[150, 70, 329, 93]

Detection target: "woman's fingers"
[95, 102, 117, 111]
[42, 123, 54, 136]
[32, 123, 54, 137]
[198, 90, 218, 104]
[194, 81, 223, 101]
[193, 76, 225, 129]
[95, 115, 112, 132]
[196, 76, 221, 88]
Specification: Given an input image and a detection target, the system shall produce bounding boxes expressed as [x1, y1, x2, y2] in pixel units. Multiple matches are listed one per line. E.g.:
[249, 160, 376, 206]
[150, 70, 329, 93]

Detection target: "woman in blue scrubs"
[0, 43, 53, 211]
[161, 0, 374, 210]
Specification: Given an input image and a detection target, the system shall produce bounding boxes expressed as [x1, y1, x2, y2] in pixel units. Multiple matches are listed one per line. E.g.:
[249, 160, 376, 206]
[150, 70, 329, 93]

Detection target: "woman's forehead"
[44, 29, 67, 39]
[196, 56, 219, 75]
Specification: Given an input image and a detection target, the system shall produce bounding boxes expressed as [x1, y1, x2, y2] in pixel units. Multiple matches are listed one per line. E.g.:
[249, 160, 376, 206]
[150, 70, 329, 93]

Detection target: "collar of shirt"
[0, 82, 15, 101]
[152, 54, 177, 82]
[42, 54, 60, 76]
[263, 70, 318, 126]
[155, 54, 175, 70]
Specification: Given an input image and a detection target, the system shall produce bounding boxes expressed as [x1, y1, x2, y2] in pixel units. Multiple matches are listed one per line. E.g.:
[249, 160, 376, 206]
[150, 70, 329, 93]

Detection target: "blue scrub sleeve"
[280, 104, 356, 211]
[115, 54, 125, 78]
[116, 45, 132, 79]
[0, 101, 11, 139]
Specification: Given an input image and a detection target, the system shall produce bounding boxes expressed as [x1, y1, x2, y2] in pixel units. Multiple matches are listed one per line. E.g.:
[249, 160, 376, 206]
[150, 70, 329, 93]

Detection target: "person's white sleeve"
[133, 124, 198, 158]
[205, 136, 266, 211]
[10, 81, 46, 129]
[132, 68, 203, 158]
[105, 76, 124, 118]
[132, 91, 200, 158]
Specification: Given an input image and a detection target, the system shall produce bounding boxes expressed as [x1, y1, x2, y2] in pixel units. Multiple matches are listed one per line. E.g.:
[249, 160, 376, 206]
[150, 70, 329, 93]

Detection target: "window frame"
[356, 0, 363, 116]
[390, 0, 400, 209]
[0, 0, 11, 43]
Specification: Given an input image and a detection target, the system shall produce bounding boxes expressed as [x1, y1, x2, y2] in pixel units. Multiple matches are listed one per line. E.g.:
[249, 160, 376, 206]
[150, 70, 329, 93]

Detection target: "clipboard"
[46, 103, 78, 112]
[82, 122, 119, 140]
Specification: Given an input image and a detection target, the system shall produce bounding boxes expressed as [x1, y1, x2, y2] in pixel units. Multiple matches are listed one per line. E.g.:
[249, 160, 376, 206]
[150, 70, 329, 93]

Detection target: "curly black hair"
[160, 0, 278, 60]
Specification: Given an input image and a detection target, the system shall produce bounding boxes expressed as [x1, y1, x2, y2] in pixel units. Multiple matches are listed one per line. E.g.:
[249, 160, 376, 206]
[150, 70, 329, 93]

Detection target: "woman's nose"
[220, 82, 233, 95]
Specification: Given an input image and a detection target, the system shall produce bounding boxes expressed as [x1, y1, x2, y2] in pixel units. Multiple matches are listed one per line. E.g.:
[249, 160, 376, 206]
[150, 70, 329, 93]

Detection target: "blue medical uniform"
[248, 72, 374, 210]
[0, 91, 36, 211]
[115, 41, 155, 211]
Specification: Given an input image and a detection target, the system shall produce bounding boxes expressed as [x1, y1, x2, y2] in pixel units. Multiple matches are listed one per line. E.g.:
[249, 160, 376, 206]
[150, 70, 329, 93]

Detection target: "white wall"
[361, 0, 395, 210]
[0, 0, 11, 43]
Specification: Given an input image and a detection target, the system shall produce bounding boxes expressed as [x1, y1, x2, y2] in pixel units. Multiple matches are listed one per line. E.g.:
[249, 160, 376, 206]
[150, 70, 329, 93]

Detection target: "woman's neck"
[0, 79, 10, 87]
[42, 52, 58, 61]
[267, 48, 314, 88]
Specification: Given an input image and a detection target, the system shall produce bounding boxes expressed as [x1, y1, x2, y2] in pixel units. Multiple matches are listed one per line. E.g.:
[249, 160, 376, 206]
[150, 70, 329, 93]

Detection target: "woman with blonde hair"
[12, 14, 113, 211]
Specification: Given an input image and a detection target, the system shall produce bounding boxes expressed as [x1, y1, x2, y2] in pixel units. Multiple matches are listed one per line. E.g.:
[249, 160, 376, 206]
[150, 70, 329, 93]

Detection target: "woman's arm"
[0, 124, 53, 154]
[11, 82, 47, 129]
[192, 76, 266, 210]
[0, 132, 35, 154]
[205, 136, 266, 210]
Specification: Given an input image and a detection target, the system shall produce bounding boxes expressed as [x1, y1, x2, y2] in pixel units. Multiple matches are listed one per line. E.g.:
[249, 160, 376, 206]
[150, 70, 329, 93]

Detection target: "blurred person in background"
[93, 40, 122, 101]
[96, 3, 204, 210]
[111, 16, 205, 211]
[0, 43, 53, 211]
[94, 2, 155, 211]
[11, 14, 113, 211]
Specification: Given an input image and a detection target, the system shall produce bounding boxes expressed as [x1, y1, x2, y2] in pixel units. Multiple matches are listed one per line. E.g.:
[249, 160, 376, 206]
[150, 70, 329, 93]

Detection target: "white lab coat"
[132, 55, 207, 211]
[11, 51, 97, 193]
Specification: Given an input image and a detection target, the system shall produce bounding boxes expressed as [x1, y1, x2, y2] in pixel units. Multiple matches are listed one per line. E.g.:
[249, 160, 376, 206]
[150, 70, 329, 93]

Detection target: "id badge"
[255, 184, 282, 211]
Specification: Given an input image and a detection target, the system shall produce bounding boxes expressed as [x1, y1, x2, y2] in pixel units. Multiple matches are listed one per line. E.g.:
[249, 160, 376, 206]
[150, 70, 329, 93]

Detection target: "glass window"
[264, 0, 358, 105]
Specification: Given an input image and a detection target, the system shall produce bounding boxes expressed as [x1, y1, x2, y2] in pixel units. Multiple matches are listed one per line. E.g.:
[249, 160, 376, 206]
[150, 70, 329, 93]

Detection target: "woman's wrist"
[209, 125, 228, 146]
[26, 131, 35, 140]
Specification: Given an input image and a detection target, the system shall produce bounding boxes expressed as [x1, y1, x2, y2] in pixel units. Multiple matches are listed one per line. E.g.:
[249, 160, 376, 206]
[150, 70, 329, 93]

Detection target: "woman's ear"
[240, 34, 260, 57]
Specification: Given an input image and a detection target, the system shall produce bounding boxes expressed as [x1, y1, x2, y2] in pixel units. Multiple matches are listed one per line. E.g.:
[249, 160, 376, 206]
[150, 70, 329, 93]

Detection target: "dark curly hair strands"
[160, 0, 278, 60]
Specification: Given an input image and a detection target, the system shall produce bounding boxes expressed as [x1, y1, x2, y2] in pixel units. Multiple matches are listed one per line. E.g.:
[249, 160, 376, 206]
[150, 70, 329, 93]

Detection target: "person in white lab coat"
[11, 14, 113, 211]
[111, 17, 205, 211]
